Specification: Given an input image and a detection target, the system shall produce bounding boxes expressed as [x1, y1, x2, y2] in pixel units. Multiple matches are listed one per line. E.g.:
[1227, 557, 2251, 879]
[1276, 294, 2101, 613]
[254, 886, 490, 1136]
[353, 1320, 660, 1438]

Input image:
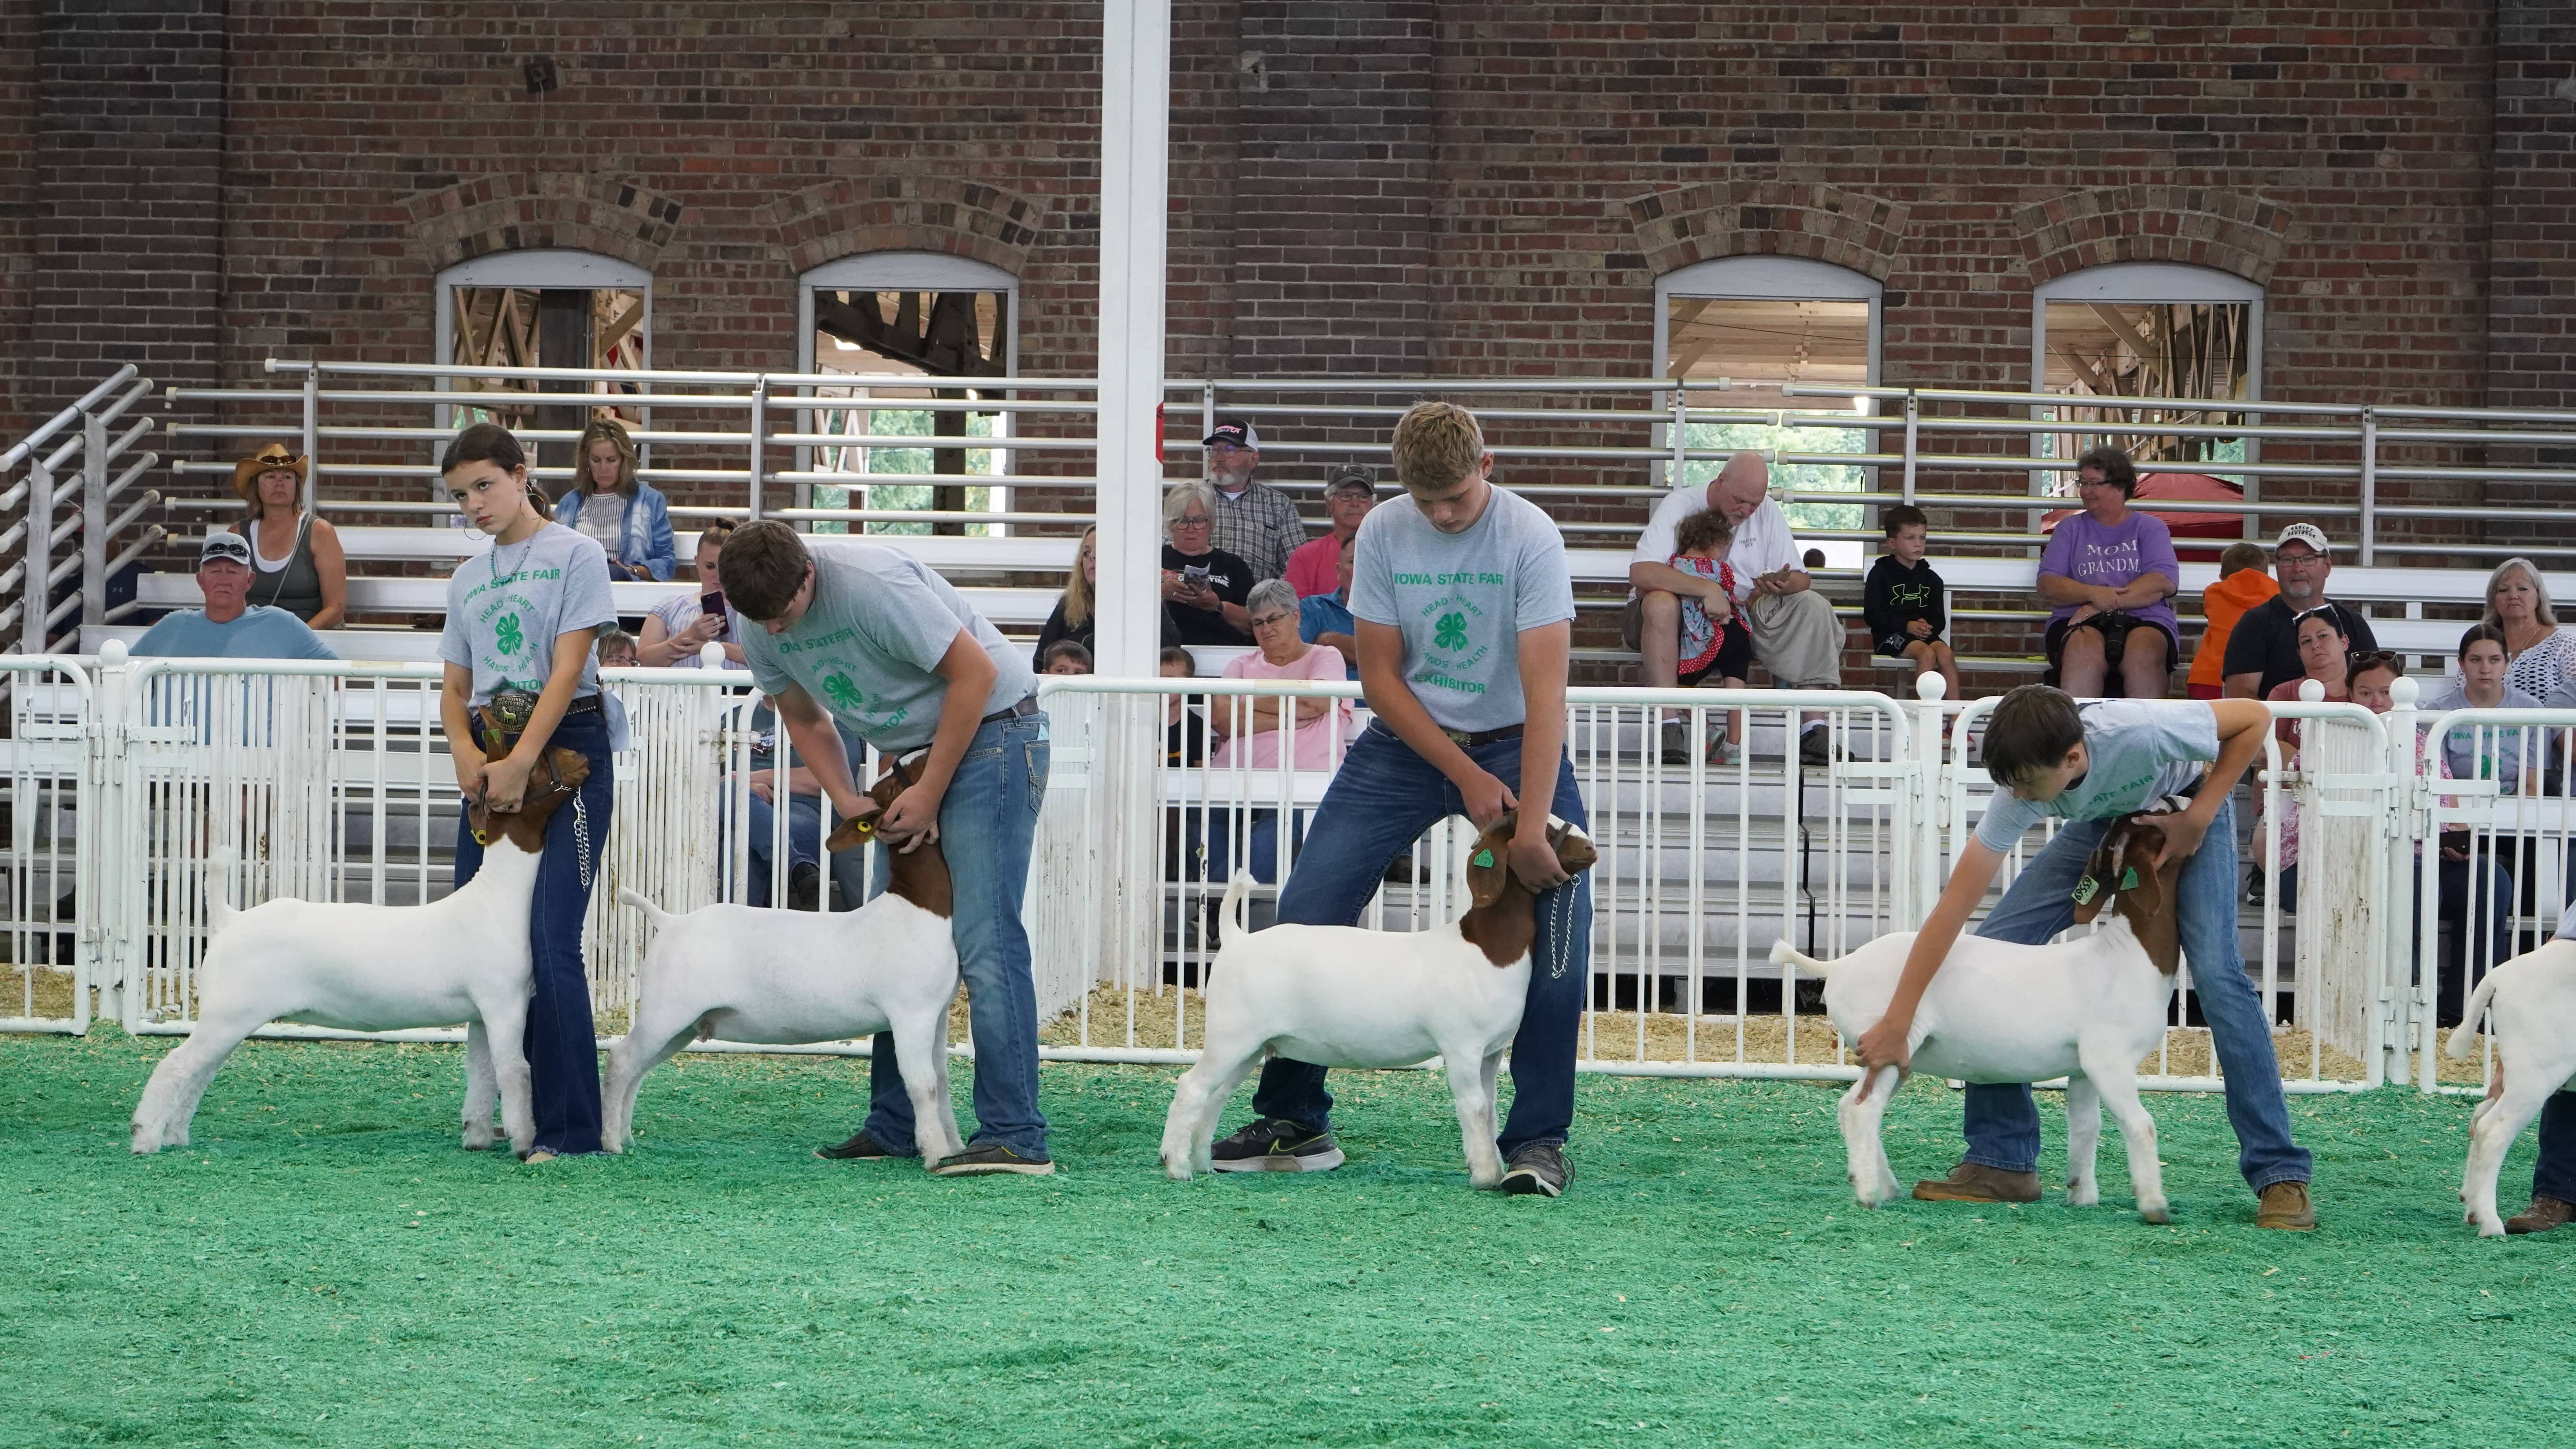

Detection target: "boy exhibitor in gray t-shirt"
[1201, 401, 1594, 1197]
[719, 521, 1051, 1177]
[1849, 685, 2318, 1229]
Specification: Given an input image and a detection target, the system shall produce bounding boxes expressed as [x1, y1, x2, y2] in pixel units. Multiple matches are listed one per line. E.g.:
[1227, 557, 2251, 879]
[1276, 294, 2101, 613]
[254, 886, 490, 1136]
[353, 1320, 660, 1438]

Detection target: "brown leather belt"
[1443, 722, 1524, 749]
[981, 695, 1041, 725]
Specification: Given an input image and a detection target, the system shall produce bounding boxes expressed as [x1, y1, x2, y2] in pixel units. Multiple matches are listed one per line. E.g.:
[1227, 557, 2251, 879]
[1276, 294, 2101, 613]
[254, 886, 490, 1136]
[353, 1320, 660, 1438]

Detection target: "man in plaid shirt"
[1202, 418, 1308, 584]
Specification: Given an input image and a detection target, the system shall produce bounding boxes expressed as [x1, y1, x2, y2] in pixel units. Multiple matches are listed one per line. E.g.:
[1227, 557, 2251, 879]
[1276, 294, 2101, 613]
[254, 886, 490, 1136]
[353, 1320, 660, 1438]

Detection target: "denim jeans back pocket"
[1023, 737, 1052, 817]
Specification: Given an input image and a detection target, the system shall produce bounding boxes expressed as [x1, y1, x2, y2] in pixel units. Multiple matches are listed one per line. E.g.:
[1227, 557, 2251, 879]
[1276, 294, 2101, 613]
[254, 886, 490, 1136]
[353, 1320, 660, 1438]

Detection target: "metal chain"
[572, 792, 594, 893]
[1545, 869, 1578, 981]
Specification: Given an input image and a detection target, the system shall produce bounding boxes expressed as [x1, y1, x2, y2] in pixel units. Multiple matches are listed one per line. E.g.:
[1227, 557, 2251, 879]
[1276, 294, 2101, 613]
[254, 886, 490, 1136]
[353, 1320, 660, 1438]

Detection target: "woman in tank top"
[437, 421, 620, 1160]
[226, 443, 346, 627]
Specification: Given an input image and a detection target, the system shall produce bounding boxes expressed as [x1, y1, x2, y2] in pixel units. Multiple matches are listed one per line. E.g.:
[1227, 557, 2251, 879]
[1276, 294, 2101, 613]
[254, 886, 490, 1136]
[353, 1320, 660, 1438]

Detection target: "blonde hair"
[574, 418, 640, 497]
[1060, 525, 1097, 631]
[1390, 401, 1486, 491]
[2482, 557, 2559, 631]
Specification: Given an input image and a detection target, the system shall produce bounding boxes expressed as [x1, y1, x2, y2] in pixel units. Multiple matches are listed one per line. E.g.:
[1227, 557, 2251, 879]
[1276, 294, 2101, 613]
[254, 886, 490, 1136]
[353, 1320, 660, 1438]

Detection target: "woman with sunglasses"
[436, 420, 620, 1162]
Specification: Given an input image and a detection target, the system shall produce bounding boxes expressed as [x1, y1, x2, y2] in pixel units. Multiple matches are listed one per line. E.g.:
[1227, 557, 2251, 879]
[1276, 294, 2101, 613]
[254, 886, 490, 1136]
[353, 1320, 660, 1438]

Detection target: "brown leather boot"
[1912, 1161, 2042, 1204]
[2256, 1181, 2316, 1231]
[2505, 1195, 2575, 1235]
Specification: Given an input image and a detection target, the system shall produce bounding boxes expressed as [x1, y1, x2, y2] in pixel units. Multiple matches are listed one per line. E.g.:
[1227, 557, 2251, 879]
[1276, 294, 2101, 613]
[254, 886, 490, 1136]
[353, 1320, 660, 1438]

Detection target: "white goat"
[2445, 938, 2576, 1237]
[131, 743, 592, 1158]
[1770, 812, 2185, 1221]
[602, 763, 962, 1161]
[1160, 812, 1598, 1188]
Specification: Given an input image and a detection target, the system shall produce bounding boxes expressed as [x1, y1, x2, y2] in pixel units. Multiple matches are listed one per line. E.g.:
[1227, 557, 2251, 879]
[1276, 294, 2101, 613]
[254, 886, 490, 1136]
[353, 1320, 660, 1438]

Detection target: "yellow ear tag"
[1472, 849, 1495, 869]
[2071, 874, 2100, 906]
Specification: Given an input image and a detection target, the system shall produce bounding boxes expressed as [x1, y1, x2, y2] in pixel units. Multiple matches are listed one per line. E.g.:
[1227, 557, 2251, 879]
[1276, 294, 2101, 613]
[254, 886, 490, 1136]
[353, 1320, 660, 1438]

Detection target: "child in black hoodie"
[1862, 503, 1959, 700]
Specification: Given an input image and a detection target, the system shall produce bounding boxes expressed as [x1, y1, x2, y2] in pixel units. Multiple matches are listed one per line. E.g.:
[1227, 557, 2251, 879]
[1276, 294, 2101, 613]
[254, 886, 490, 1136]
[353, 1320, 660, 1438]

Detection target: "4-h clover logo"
[821, 673, 865, 714]
[494, 612, 524, 656]
[1433, 611, 1469, 652]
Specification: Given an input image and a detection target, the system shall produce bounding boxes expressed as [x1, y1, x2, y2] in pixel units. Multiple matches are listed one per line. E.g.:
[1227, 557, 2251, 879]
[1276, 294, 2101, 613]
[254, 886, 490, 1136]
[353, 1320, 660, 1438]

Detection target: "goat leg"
[889, 1010, 963, 1168]
[474, 993, 537, 1158]
[1837, 1065, 1903, 1207]
[2077, 1046, 2167, 1223]
[461, 1019, 500, 1151]
[131, 1009, 258, 1154]
[1444, 1050, 1503, 1190]
[2463, 1070, 2560, 1237]
[2063, 1074, 2103, 1207]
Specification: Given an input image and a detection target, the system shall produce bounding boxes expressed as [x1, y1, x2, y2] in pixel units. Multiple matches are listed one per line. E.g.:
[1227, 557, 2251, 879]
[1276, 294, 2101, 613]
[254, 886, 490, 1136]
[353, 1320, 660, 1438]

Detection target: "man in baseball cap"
[1283, 464, 1378, 599]
[129, 532, 337, 660]
[2220, 523, 2377, 700]
[1199, 416, 1304, 584]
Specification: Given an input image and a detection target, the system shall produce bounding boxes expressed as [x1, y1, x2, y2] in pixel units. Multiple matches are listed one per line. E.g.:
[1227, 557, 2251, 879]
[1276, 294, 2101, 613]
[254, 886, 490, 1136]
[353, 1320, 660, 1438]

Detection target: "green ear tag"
[2071, 874, 2100, 906]
[2120, 866, 2140, 891]
[1473, 849, 1495, 869]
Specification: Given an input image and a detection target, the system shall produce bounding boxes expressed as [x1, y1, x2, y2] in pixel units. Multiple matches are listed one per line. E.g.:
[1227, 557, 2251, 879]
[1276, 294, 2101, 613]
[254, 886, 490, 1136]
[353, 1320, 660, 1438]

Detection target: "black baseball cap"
[1201, 418, 1261, 450]
[1324, 464, 1376, 496]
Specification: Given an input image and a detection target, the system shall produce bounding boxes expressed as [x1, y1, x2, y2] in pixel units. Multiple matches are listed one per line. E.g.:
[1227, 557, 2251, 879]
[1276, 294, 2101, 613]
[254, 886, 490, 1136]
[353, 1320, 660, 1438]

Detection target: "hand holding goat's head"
[1464, 810, 1600, 908]
[2071, 812, 2184, 974]
[467, 745, 591, 852]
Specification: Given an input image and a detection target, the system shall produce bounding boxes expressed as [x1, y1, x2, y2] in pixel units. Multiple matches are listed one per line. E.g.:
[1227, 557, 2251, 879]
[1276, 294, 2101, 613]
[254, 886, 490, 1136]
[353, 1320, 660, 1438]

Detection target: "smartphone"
[700, 589, 730, 640]
[1182, 563, 1211, 590]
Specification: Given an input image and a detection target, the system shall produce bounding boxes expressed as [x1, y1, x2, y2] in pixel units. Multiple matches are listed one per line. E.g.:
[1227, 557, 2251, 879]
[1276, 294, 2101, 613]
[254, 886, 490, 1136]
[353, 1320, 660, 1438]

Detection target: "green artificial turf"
[3, 1029, 2570, 1449]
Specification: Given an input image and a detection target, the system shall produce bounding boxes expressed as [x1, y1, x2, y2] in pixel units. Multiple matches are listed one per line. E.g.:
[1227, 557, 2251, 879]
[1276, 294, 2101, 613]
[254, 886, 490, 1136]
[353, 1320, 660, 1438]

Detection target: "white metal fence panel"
[0, 658, 95, 1033]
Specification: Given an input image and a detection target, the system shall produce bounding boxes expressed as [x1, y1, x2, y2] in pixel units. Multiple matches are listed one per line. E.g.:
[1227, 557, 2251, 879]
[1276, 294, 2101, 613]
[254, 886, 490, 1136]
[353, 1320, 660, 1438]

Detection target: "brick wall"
[2481, 0, 2576, 554]
[27, 0, 228, 428]
[0, 2, 36, 439]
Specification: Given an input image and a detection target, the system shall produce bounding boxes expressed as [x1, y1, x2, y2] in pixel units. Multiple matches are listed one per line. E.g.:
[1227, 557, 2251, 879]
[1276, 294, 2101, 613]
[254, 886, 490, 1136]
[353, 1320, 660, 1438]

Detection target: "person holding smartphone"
[1160, 482, 1254, 645]
[638, 523, 747, 670]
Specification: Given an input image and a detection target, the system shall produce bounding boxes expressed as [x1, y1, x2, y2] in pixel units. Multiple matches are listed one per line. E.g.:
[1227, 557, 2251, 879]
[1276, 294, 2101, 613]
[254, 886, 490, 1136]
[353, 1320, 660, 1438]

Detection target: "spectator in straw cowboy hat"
[225, 443, 346, 628]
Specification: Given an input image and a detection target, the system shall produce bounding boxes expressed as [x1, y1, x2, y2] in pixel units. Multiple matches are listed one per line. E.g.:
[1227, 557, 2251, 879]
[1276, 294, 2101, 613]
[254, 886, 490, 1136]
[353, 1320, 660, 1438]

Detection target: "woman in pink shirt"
[1211, 579, 1353, 770]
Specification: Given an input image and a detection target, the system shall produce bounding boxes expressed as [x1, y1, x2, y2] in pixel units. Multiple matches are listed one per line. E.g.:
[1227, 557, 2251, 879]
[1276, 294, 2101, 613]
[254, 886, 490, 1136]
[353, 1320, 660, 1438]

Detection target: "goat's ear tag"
[1472, 848, 1495, 869]
[2120, 866, 2139, 891]
[2071, 874, 2101, 906]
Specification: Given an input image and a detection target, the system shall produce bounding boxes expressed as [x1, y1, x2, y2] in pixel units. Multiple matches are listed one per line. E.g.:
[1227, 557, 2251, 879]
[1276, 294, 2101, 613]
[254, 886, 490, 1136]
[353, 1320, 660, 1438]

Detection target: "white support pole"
[81, 414, 107, 630]
[1096, 0, 1171, 678]
[22, 457, 50, 655]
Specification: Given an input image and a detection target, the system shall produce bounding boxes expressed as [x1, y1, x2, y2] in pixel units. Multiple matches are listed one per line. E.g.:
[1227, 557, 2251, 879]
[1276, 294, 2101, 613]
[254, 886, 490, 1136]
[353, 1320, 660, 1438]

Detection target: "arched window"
[796, 252, 1018, 537]
[1657, 256, 1882, 565]
[2031, 263, 2262, 512]
[433, 249, 651, 476]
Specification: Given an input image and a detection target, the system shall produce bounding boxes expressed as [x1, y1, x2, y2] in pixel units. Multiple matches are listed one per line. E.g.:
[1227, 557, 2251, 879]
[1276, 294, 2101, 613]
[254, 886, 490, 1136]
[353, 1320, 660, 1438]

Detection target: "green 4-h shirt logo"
[494, 612, 524, 657]
[1434, 611, 1470, 651]
[821, 672, 866, 715]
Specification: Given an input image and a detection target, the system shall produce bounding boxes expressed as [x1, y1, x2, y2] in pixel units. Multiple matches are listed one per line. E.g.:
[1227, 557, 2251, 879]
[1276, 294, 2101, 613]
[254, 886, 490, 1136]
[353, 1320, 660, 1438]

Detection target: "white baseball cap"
[2272, 523, 2332, 557]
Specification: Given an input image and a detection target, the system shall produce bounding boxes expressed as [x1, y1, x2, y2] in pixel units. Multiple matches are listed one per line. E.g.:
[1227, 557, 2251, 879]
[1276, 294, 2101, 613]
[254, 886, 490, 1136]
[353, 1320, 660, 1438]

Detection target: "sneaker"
[788, 861, 822, 912]
[814, 1129, 910, 1162]
[1208, 1116, 1344, 1173]
[929, 1141, 1056, 1177]
[2244, 872, 2266, 908]
[1499, 1141, 1571, 1197]
[2506, 1194, 2574, 1234]
[1709, 736, 1742, 767]
[1798, 728, 1836, 767]
[2255, 1180, 2316, 1231]
[1382, 854, 1416, 885]
[1658, 720, 1689, 766]
[1912, 1160, 2043, 1204]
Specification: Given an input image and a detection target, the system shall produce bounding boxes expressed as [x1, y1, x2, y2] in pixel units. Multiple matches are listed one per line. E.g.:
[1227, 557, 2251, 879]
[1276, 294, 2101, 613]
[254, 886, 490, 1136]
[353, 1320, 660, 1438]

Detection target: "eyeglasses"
[1172, 515, 1213, 529]
[1249, 613, 1293, 630]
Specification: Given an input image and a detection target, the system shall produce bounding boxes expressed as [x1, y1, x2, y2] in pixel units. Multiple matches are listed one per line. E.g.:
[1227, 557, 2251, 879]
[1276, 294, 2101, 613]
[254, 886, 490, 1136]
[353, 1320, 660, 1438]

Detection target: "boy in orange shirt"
[2190, 542, 2277, 700]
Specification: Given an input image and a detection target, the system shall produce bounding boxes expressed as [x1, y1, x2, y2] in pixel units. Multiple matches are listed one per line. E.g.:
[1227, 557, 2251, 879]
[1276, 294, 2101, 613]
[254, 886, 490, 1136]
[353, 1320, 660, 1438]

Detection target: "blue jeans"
[451, 708, 614, 1157]
[742, 791, 866, 910]
[1963, 798, 2311, 1192]
[1202, 807, 1309, 887]
[861, 711, 1051, 1158]
[1248, 720, 1592, 1155]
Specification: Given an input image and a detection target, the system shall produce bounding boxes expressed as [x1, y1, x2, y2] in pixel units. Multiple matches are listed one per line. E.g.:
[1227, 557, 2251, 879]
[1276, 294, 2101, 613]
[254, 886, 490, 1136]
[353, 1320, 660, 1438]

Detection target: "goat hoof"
[2139, 1206, 2171, 1225]
[2478, 1219, 2507, 1239]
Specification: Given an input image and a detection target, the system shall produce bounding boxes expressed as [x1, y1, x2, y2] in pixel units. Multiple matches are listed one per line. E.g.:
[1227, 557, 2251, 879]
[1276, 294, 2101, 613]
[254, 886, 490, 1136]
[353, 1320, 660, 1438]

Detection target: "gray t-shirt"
[2418, 679, 2545, 793]
[437, 522, 617, 707]
[1346, 485, 1576, 734]
[736, 541, 1034, 752]
[1974, 699, 2220, 852]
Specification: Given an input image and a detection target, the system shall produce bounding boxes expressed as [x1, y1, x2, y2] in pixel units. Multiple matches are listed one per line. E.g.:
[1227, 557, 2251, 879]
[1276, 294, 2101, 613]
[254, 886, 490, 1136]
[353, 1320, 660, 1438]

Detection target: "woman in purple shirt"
[2038, 446, 2180, 698]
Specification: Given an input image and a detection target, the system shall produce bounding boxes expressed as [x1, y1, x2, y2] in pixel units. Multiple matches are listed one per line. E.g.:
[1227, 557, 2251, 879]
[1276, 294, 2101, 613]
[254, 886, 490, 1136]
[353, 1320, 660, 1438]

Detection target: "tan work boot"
[2505, 1195, 2575, 1235]
[1912, 1161, 2042, 1204]
[2255, 1180, 2316, 1231]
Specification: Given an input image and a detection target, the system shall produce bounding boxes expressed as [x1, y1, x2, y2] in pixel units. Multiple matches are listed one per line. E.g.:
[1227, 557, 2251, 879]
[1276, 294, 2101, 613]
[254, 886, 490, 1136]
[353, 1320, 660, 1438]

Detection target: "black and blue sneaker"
[1207, 1116, 1345, 1173]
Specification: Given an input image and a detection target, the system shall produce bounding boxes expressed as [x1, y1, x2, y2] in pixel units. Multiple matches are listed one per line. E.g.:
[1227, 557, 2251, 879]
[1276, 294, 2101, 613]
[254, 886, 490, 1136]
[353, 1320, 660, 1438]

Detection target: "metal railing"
[0, 367, 164, 655]
[27, 651, 2520, 1096]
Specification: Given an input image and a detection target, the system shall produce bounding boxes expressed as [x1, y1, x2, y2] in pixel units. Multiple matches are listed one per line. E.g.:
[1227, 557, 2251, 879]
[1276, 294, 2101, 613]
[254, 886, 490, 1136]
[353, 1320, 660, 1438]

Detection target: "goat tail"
[2446, 963, 2513, 1061]
[1768, 937, 1835, 979]
[1221, 871, 1255, 946]
[203, 851, 240, 931]
[617, 888, 677, 931]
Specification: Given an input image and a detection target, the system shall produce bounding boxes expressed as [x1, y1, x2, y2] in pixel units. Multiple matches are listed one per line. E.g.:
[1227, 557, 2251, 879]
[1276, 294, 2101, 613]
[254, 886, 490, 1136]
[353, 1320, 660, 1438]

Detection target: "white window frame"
[430, 249, 654, 509]
[795, 252, 1021, 534]
[1654, 256, 1883, 565]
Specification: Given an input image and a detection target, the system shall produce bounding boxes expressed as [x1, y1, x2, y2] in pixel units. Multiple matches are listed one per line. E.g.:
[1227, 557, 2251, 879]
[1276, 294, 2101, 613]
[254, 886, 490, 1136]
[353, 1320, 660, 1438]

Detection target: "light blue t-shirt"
[437, 523, 618, 708]
[130, 605, 336, 661]
[736, 541, 1034, 752]
[1974, 699, 2219, 852]
[1345, 485, 1575, 734]
[1297, 593, 1359, 681]
[2418, 680, 2545, 794]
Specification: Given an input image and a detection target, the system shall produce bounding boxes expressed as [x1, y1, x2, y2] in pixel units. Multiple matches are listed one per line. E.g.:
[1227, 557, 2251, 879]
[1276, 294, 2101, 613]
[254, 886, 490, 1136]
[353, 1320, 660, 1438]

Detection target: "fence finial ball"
[2390, 674, 2421, 708]
[97, 638, 127, 666]
[1914, 670, 1947, 702]
[2299, 678, 2327, 703]
[700, 641, 725, 667]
